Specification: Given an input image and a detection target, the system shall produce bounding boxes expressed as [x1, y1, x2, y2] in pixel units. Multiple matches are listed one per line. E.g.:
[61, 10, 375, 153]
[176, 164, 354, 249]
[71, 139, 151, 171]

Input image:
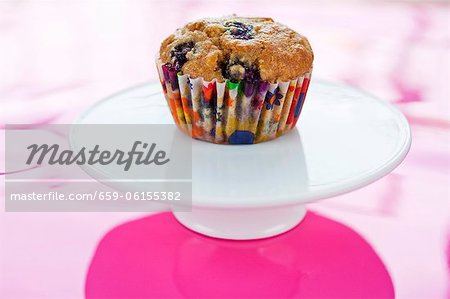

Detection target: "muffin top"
[159, 16, 313, 83]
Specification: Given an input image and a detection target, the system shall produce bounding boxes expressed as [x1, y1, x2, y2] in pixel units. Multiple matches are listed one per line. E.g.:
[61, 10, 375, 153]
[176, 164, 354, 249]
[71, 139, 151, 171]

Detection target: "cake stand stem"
[172, 205, 307, 240]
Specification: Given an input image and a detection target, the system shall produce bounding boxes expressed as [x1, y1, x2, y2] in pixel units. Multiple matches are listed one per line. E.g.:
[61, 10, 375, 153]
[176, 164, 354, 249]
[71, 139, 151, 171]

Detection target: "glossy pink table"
[0, 1, 449, 298]
[86, 212, 394, 298]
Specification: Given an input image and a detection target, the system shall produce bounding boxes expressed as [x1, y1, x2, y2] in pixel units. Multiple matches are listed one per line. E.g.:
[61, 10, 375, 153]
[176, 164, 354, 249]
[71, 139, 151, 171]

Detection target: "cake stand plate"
[75, 80, 411, 240]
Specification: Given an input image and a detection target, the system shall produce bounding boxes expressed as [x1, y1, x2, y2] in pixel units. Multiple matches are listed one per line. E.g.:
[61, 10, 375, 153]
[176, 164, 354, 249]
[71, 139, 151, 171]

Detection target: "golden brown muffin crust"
[159, 16, 313, 83]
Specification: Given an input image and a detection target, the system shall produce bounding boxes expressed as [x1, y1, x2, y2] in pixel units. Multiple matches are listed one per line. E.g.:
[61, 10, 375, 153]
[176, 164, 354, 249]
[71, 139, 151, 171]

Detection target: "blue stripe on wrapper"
[294, 93, 306, 118]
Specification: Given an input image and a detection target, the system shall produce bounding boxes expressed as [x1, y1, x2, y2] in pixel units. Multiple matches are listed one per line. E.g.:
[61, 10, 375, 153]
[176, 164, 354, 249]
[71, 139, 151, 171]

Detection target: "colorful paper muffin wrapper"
[156, 60, 312, 144]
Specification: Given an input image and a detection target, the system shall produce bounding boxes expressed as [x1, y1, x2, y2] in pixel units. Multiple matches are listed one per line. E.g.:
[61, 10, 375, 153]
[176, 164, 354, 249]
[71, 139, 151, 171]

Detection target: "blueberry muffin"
[156, 16, 313, 144]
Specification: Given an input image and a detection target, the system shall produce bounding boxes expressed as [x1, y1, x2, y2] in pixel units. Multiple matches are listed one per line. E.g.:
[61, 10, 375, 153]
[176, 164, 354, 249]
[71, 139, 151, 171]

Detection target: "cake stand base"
[173, 205, 307, 240]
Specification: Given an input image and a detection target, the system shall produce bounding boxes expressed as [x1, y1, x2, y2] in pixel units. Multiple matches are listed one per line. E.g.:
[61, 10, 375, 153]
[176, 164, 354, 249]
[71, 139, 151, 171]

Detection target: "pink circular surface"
[85, 212, 394, 298]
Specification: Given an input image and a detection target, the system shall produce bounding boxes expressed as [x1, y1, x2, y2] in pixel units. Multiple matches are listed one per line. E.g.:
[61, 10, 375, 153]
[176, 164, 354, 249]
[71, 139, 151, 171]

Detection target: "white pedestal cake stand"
[75, 80, 411, 240]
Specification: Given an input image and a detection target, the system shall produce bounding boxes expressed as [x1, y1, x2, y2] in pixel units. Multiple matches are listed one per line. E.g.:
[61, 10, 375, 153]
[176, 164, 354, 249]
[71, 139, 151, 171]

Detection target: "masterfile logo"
[4, 124, 192, 212]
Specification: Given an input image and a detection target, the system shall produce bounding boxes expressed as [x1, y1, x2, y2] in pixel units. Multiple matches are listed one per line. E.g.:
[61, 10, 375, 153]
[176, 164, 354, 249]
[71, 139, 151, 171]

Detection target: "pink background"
[0, 0, 449, 298]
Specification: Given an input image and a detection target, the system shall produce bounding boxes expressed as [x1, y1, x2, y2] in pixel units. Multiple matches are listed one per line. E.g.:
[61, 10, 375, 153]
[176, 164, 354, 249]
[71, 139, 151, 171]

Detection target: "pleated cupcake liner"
[156, 59, 312, 144]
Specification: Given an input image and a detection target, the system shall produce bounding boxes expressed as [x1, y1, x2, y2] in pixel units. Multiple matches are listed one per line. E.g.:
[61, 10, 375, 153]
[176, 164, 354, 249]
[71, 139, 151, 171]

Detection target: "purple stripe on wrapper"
[258, 81, 270, 94]
[244, 81, 257, 97]
[162, 64, 179, 90]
